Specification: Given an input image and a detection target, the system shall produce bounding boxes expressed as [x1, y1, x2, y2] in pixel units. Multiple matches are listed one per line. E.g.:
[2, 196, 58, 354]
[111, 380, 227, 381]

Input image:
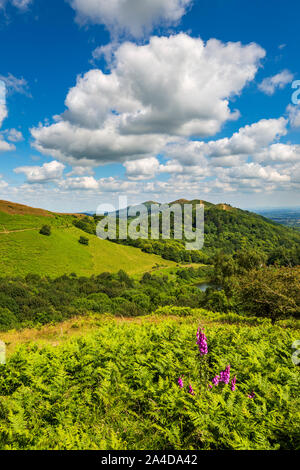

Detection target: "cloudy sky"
[0, 0, 300, 212]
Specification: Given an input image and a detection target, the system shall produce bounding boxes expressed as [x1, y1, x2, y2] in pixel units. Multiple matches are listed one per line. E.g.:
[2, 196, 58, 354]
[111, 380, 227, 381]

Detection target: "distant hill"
[106, 198, 300, 261]
[171, 199, 300, 254]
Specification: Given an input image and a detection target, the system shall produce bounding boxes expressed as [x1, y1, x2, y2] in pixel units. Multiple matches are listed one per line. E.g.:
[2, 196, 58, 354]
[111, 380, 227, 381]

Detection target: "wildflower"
[231, 376, 237, 391]
[220, 365, 231, 384]
[188, 384, 195, 396]
[212, 375, 220, 386]
[210, 366, 232, 388]
[196, 327, 208, 356]
[178, 376, 184, 389]
[248, 390, 255, 399]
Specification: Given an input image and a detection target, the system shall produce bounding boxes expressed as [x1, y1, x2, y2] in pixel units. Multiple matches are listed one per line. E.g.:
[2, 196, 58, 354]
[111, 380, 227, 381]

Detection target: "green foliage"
[0, 268, 211, 330]
[107, 201, 300, 262]
[39, 225, 51, 236]
[0, 308, 17, 330]
[0, 260, 298, 332]
[73, 216, 96, 235]
[79, 236, 89, 246]
[267, 245, 300, 267]
[208, 252, 300, 319]
[234, 266, 300, 322]
[0, 225, 174, 278]
[0, 317, 298, 450]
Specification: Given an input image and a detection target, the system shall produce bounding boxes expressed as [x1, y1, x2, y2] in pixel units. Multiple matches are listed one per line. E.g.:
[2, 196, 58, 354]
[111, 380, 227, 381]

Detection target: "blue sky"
[0, 0, 300, 212]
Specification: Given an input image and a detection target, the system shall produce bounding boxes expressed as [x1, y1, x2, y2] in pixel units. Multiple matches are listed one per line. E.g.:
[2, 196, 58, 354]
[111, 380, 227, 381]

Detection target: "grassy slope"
[0, 226, 174, 277]
[0, 207, 175, 277]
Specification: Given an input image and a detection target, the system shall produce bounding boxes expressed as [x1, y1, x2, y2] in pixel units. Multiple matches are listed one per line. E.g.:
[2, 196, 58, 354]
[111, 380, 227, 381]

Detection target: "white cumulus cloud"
[69, 0, 193, 37]
[0, 0, 32, 11]
[163, 117, 288, 168]
[258, 70, 294, 96]
[0, 80, 15, 152]
[59, 176, 99, 190]
[124, 157, 160, 180]
[0, 80, 7, 128]
[31, 34, 265, 166]
[14, 160, 65, 184]
[6, 128, 23, 142]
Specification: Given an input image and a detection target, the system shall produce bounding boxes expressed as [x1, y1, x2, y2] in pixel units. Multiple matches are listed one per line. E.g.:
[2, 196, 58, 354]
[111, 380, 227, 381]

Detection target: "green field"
[0, 311, 299, 450]
[0, 225, 175, 277]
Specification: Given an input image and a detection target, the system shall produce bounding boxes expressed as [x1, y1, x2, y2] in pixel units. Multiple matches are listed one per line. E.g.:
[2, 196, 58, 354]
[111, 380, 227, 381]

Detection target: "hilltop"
[0, 200, 54, 217]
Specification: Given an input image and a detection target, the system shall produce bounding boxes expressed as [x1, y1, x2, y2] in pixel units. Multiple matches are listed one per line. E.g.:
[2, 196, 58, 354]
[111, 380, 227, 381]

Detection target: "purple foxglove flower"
[231, 376, 237, 391]
[220, 365, 231, 384]
[248, 390, 255, 399]
[196, 327, 208, 356]
[188, 384, 195, 396]
[178, 376, 184, 389]
[212, 375, 220, 386]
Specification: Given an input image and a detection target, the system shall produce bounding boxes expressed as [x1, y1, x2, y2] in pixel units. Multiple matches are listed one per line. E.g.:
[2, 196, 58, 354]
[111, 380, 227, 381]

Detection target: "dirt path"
[0, 227, 39, 234]
[0, 315, 178, 356]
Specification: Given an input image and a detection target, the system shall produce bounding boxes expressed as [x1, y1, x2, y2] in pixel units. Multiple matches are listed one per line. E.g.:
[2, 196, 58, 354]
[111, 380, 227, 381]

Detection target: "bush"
[39, 225, 51, 236]
[0, 308, 18, 330]
[79, 236, 89, 246]
[235, 266, 300, 322]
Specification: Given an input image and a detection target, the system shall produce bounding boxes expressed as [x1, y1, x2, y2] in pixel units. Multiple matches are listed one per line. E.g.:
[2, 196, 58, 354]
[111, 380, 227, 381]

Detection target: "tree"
[202, 289, 233, 313]
[235, 266, 300, 322]
[40, 225, 51, 236]
[235, 249, 267, 272]
[212, 252, 238, 285]
[79, 236, 89, 246]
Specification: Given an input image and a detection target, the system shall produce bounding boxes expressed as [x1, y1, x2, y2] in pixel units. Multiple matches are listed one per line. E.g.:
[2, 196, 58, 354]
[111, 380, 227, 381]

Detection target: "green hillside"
[164, 199, 300, 255]
[108, 199, 300, 264]
[1, 198, 300, 277]
[0, 203, 175, 277]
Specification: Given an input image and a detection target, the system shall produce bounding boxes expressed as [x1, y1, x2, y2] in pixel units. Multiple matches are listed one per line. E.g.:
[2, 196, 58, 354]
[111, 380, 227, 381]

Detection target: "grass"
[0, 225, 175, 277]
[2, 309, 298, 357]
[0, 211, 70, 232]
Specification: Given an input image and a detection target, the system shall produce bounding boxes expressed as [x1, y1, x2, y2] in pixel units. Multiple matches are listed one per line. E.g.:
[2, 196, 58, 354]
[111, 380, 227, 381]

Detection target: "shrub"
[0, 307, 18, 330]
[79, 236, 89, 246]
[235, 266, 300, 322]
[39, 225, 51, 236]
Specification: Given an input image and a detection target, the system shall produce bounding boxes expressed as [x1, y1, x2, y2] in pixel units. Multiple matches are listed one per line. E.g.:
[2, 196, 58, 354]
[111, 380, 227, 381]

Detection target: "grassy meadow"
[0, 216, 175, 277]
